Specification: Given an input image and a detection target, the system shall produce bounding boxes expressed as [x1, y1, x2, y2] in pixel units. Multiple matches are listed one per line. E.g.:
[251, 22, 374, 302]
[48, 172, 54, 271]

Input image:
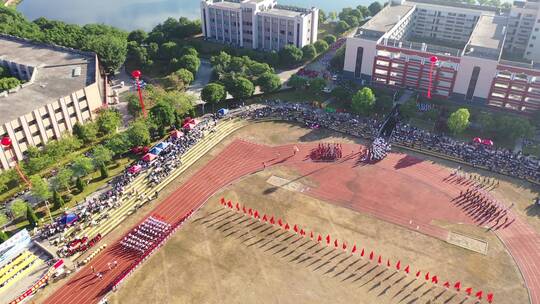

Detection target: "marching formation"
[310, 143, 343, 161]
[365, 137, 391, 162]
[453, 187, 513, 230]
[120, 216, 171, 255]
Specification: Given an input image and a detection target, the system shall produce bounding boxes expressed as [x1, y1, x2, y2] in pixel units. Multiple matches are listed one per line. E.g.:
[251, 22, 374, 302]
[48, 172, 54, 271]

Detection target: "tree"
[288, 74, 308, 89]
[126, 93, 143, 117]
[400, 98, 417, 120]
[91, 145, 114, 167]
[96, 108, 121, 135]
[127, 29, 147, 44]
[150, 102, 176, 135]
[374, 95, 393, 114]
[352, 87, 376, 115]
[302, 45, 317, 61]
[165, 68, 194, 91]
[257, 72, 281, 93]
[126, 119, 151, 147]
[0, 213, 8, 229]
[0, 77, 20, 92]
[447, 108, 470, 135]
[531, 110, 540, 128]
[50, 167, 73, 191]
[26, 205, 39, 227]
[229, 77, 255, 100]
[210, 51, 232, 68]
[178, 54, 200, 75]
[29, 175, 51, 202]
[105, 133, 130, 155]
[319, 9, 327, 24]
[201, 83, 226, 111]
[72, 122, 98, 144]
[278, 45, 303, 66]
[368, 2, 383, 16]
[357, 5, 370, 17]
[71, 156, 94, 178]
[0, 230, 8, 243]
[493, 115, 534, 142]
[85, 34, 127, 74]
[478, 112, 496, 133]
[336, 21, 350, 34]
[328, 12, 338, 21]
[331, 86, 351, 102]
[314, 40, 329, 54]
[323, 35, 337, 45]
[159, 41, 178, 60]
[308, 78, 327, 95]
[52, 190, 64, 210]
[75, 177, 85, 192]
[10, 199, 27, 219]
[99, 163, 109, 179]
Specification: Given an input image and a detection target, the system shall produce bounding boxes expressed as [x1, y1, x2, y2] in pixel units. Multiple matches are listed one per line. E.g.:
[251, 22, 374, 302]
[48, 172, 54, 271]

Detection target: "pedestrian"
[91, 266, 95, 273]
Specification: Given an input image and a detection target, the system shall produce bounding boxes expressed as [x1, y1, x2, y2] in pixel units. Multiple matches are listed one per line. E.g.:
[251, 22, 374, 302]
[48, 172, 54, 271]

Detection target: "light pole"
[427, 56, 438, 99]
[131, 70, 147, 118]
[1, 136, 31, 188]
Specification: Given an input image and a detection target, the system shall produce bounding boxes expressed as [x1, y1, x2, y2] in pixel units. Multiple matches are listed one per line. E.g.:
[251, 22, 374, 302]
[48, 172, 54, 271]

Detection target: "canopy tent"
[149, 147, 163, 155]
[60, 213, 79, 226]
[473, 137, 482, 144]
[217, 108, 229, 117]
[142, 153, 157, 162]
[170, 130, 184, 138]
[128, 165, 142, 174]
[183, 117, 196, 125]
[131, 146, 149, 154]
[482, 139, 494, 146]
[155, 142, 170, 150]
[182, 123, 195, 130]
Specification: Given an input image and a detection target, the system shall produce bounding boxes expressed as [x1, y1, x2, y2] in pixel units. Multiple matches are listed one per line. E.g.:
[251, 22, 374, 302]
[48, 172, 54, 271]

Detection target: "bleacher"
[0, 250, 43, 291]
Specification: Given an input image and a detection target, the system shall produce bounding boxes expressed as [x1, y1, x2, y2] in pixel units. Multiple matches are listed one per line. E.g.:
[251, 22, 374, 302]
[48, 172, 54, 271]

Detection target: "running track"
[44, 140, 540, 304]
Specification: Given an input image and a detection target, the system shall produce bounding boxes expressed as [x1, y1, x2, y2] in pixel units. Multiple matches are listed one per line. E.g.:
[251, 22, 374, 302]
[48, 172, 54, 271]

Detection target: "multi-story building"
[200, 0, 318, 51]
[0, 35, 106, 171]
[343, 0, 540, 114]
[506, 0, 540, 61]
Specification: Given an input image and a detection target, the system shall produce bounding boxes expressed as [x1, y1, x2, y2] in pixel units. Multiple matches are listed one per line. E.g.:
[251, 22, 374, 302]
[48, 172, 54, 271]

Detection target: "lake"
[18, 0, 373, 31]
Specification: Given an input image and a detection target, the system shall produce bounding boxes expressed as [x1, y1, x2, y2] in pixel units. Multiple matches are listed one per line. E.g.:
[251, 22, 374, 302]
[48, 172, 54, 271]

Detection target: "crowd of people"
[310, 143, 343, 161]
[365, 137, 391, 162]
[241, 101, 540, 183]
[120, 216, 171, 255]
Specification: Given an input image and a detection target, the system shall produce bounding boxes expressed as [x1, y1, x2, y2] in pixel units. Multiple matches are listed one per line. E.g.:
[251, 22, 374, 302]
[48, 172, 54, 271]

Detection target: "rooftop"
[467, 15, 506, 51]
[406, 0, 499, 13]
[210, 1, 241, 9]
[260, 7, 302, 17]
[357, 4, 415, 40]
[0, 36, 96, 126]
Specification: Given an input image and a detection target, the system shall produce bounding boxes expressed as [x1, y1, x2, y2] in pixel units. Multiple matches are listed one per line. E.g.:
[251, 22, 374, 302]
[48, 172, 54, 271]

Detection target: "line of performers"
[364, 137, 391, 162]
[310, 143, 343, 161]
[120, 216, 171, 255]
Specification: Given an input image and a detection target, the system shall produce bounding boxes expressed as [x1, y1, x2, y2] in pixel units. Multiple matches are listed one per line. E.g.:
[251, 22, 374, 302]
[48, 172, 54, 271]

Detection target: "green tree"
[29, 175, 51, 202]
[159, 41, 178, 60]
[229, 77, 255, 100]
[52, 190, 65, 210]
[336, 21, 350, 34]
[357, 5, 370, 17]
[50, 167, 73, 191]
[126, 93, 143, 117]
[400, 98, 417, 120]
[278, 45, 303, 66]
[10, 199, 27, 219]
[302, 45, 317, 61]
[150, 102, 176, 135]
[72, 122, 98, 144]
[323, 35, 337, 45]
[351, 87, 376, 115]
[85, 34, 127, 74]
[127, 119, 151, 147]
[178, 54, 201, 75]
[328, 12, 338, 21]
[314, 40, 329, 54]
[71, 156, 94, 178]
[288, 75, 308, 89]
[0, 213, 7, 228]
[91, 145, 114, 167]
[478, 112, 496, 133]
[105, 133, 130, 155]
[165, 68, 194, 91]
[374, 95, 393, 114]
[531, 110, 540, 128]
[257, 72, 281, 93]
[96, 108, 122, 135]
[368, 2, 383, 15]
[308, 77, 327, 95]
[201, 83, 227, 111]
[0, 77, 21, 92]
[319, 9, 327, 24]
[331, 86, 351, 102]
[75, 177, 85, 192]
[447, 108, 470, 135]
[127, 29, 147, 44]
[99, 163, 109, 179]
[26, 205, 39, 227]
[494, 115, 534, 142]
[0, 230, 8, 243]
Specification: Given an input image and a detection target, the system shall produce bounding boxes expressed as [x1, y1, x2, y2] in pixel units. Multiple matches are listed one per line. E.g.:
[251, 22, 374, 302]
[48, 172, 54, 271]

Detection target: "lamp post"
[1, 136, 31, 188]
[427, 56, 438, 99]
[131, 70, 147, 118]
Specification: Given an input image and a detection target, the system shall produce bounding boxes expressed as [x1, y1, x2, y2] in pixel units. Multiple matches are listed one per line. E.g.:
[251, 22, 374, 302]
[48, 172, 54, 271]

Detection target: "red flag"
[326, 235, 331, 244]
[334, 239, 339, 248]
[465, 287, 473, 296]
[262, 214, 268, 221]
[228, 201, 233, 208]
[416, 271, 421, 277]
[310, 231, 314, 239]
[487, 293, 494, 303]
[243, 206, 247, 213]
[300, 229, 305, 236]
[352, 244, 357, 253]
[431, 276, 438, 284]
[317, 234, 322, 242]
[404, 265, 410, 274]
[293, 225, 298, 233]
[386, 259, 390, 267]
[396, 260, 401, 270]
[284, 223, 290, 230]
[369, 251, 374, 260]
[254, 210, 259, 218]
[248, 208, 253, 215]
[424, 272, 430, 281]
[377, 255, 382, 264]
[361, 248, 365, 257]
[475, 291, 483, 299]
[278, 219, 283, 226]
[220, 197, 225, 205]
[454, 281, 461, 291]
[235, 203, 240, 211]
[342, 242, 347, 251]
[443, 281, 450, 288]
[270, 216, 275, 224]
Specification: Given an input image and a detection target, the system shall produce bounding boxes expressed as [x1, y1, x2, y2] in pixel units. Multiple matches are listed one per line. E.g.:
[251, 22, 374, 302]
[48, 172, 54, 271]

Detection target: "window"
[355, 47, 364, 79]
[466, 67, 480, 101]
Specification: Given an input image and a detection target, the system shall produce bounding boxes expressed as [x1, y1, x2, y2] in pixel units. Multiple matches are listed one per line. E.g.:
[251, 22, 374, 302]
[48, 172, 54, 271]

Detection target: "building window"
[355, 47, 364, 78]
[466, 67, 480, 101]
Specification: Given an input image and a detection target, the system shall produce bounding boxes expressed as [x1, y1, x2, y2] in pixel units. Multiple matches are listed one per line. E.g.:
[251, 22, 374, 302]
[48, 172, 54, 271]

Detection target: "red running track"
[44, 140, 540, 304]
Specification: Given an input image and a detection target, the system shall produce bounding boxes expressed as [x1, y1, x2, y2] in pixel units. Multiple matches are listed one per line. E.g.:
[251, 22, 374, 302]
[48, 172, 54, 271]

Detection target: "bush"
[278, 45, 303, 67]
[323, 35, 337, 45]
[447, 108, 470, 135]
[314, 40, 329, 53]
[0, 77, 20, 92]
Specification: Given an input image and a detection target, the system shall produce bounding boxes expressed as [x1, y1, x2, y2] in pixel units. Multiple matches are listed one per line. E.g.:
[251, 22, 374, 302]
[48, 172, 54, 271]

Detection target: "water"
[17, 0, 373, 31]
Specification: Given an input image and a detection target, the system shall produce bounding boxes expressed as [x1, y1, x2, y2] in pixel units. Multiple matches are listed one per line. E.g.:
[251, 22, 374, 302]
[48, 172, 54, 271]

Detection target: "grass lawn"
[247, 89, 326, 104]
[410, 117, 435, 132]
[318, 22, 338, 40]
[523, 142, 540, 157]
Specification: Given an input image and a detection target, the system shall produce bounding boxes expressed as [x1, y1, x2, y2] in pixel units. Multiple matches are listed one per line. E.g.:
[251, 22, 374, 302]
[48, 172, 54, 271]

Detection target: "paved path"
[44, 141, 540, 304]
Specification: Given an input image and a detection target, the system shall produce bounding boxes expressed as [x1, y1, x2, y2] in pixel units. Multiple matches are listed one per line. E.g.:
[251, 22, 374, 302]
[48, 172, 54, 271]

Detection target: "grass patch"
[247, 89, 326, 104]
[523, 142, 540, 157]
[318, 22, 338, 40]
[410, 117, 435, 132]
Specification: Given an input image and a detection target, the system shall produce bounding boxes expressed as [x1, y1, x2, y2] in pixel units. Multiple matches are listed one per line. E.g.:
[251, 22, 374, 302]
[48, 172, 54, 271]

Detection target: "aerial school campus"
[0, 0, 540, 303]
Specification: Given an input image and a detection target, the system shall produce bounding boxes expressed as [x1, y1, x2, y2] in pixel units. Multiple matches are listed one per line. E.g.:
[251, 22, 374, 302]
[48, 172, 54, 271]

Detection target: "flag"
[396, 260, 401, 270]
[425, 272, 430, 281]
[387, 259, 390, 267]
[404, 265, 410, 274]
[284, 223, 290, 230]
[262, 214, 268, 221]
[294, 225, 298, 233]
[228, 201, 233, 208]
[416, 271, 421, 277]
[443, 281, 450, 288]
[475, 291, 483, 299]
[352, 244, 357, 254]
[248, 208, 253, 215]
[361, 248, 365, 257]
[326, 235, 331, 244]
[317, 234, 322, 242]
[377, 255, 382, 264]
[235, 203, 240, 211]
[334, 239, 339, 248]
[300, 229, 305, 236]
[454, 281, 461, 291]
[243, 206, 247, 213]
[310, 231, 314, 239]
[465, 287, 473, 296]
[270, 216, 275, 224]
[369, 251, 374, 260]
[431, 276, 438, 284]
[254, 210, 259, 218]
[220, 197, 225, 205]
[342, 242, 347, 251]
[487, 293, 494, 303]
[278, 219, 283, 226]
